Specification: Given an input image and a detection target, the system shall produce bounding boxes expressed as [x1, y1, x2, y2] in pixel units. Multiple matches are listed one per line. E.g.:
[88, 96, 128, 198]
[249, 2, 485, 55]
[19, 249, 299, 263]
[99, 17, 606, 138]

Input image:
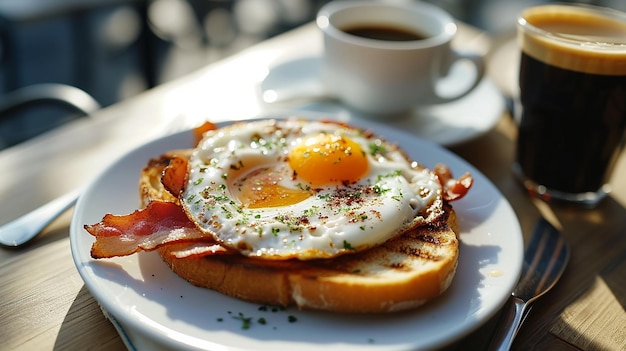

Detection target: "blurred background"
[0, 0, 624, 149]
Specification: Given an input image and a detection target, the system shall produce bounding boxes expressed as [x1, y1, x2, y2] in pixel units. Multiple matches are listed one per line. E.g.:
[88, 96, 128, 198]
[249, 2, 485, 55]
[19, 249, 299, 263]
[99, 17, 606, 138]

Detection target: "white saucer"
[260, 56, 506, 147]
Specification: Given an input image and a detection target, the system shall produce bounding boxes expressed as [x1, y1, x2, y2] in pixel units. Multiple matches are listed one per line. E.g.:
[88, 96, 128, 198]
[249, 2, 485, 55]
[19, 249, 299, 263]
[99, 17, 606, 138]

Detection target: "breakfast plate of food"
[70, 115, 523, 350]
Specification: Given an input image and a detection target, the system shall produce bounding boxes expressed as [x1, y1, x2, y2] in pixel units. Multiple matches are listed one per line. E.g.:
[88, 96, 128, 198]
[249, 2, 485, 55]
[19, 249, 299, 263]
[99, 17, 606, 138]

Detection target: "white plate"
[259, 56, 506, 147]
[70, 116, 523, 351]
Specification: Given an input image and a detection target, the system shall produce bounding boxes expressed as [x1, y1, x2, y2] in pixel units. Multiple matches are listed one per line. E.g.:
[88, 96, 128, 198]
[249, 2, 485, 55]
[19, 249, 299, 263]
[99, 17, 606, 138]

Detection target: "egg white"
[181, 119, 443, 260]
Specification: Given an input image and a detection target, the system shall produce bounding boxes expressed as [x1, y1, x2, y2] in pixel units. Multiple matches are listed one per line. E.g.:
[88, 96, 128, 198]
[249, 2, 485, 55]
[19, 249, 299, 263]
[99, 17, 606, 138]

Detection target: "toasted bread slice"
[141, 152, 459, 313]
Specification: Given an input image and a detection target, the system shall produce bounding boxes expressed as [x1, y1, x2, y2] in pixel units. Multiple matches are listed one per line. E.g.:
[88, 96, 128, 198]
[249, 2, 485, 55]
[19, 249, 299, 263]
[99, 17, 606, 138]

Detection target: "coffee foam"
[519, 5, 626, 75]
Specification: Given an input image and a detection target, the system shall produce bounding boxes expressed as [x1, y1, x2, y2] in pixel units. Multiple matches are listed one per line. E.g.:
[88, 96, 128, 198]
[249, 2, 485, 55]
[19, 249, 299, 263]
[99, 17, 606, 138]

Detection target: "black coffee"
[517, 53, 626, 193]
[516, 6, 626, 194]
[342, 25, 426, 41]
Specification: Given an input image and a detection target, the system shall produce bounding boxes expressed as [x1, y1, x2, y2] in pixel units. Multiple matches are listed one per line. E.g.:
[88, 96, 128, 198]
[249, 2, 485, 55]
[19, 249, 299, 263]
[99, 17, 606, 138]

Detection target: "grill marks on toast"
[306, 211, 456, 273]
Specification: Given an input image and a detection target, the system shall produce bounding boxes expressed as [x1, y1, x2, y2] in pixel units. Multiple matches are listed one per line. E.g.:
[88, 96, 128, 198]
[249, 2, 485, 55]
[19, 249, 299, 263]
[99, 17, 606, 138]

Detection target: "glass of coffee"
[514, 3, 626, 207]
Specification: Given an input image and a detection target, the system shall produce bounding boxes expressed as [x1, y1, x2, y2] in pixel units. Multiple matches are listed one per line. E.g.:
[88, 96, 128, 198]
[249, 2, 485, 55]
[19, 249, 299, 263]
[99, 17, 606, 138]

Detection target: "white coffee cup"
[317, 0, 485, 115]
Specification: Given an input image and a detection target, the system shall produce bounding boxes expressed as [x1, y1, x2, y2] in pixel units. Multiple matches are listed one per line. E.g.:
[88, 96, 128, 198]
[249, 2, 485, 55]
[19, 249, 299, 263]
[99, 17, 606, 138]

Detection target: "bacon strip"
[85, 201, 209, 258]
[434, 164, 474, 202]
[193, 121, 218, 146]
[161, 156, 188, 197]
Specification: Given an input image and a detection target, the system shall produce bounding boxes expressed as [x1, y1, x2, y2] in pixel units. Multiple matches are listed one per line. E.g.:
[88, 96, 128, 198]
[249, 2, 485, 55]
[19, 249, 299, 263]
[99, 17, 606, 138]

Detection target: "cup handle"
[429, 50, 485, 104]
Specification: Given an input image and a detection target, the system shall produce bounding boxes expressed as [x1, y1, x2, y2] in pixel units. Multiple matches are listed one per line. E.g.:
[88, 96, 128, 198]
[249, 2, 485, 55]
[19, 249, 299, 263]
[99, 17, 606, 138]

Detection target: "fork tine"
[520, 219, 570, 298]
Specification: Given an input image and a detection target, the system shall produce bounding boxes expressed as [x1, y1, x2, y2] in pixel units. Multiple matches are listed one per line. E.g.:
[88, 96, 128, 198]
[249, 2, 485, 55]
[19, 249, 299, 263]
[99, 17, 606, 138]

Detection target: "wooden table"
[1, 22, 625, 351]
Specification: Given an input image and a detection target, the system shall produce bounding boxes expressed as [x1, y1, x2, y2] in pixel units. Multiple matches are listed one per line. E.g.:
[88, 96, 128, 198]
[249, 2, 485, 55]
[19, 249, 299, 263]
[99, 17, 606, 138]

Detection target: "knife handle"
[487, 296, 529, 351]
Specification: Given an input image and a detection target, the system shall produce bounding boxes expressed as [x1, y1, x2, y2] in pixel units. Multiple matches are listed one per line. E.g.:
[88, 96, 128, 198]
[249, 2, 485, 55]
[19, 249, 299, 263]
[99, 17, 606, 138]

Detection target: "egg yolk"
[234, 167, 311, 208]
[289, 133, 369, 185]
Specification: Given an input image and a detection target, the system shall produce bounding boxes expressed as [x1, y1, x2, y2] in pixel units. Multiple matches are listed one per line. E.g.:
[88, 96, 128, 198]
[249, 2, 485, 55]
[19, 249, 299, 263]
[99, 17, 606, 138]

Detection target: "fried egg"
[181, 119, 443, 260]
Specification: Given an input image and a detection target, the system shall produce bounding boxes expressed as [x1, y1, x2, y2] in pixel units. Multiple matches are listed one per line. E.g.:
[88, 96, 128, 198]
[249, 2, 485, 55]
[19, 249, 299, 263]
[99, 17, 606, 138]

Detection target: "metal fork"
[488, 218, 570, 350]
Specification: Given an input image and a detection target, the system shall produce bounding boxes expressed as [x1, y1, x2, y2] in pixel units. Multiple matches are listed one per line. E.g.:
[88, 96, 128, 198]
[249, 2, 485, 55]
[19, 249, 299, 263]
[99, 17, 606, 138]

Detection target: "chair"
[0, 83, 101, 150]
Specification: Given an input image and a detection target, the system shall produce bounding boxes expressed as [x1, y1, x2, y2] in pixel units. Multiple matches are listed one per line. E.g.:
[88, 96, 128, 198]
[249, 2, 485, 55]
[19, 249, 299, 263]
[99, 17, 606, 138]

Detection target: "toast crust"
[143, 152, 460, 313]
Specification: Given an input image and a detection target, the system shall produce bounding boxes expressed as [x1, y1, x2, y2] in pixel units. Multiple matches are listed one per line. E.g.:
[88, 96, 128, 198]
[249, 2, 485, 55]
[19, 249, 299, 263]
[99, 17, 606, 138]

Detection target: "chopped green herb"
[233, 312, 252, 329]
[221, 206, 233, 219]
[377, 170, 402, 183]
[288, 315, 298, 323]
[318, 193, 332, 202]
[343, 240, 356, 250]
[303, 206, 319, 217]
[372, 184, 390, 195]
[392, 189, 404, 202]
[296, 183, 311, 191]
[368, 141, 387, 156]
